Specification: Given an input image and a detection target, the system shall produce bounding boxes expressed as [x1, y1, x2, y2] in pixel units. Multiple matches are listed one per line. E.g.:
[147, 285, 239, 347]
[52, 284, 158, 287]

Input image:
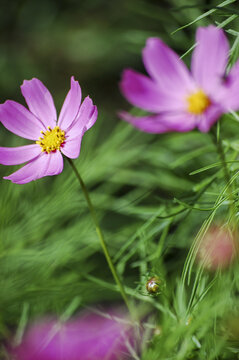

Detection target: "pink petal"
[58, 76, 82, 131]
[61, 137, 83, 159]
[60, 95, 97, 159]
[191, 26, 229, 93]
[119, 111, 196, 133]
[4, 151, 63, 184]
[196, 104, 223, 132]
[66, 96, 97, 139]
[21, 78, 57, 129]
[86, 104, 98, 131]
[120, 69, 180, 112]
[216, 59, 239, 111]
[0, 144, 41, 165]
[13, 311, 131, 360]
[0, 100, 44, 140]
[142, 37, 195, 94]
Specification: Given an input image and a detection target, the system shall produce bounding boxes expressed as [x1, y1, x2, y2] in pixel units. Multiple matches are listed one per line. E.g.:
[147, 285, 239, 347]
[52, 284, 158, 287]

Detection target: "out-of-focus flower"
[0, 77, 97, 184]
[120, 26, 239, 133]
[12, 310, 133, 360]
[196, 225, 238, 271]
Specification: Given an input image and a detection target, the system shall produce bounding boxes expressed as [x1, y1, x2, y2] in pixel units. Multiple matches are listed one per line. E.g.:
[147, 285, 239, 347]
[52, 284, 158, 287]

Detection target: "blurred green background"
[0, 0, 238, 121]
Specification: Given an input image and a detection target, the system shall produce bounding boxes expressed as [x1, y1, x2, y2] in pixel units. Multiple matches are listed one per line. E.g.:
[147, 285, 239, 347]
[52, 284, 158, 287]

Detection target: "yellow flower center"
[187, 90, 211, 115]
[36, 126, 66, 153]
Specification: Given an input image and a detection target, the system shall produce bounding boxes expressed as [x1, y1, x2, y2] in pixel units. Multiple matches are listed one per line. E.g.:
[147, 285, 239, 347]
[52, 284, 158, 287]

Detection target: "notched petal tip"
[64, 95, 97, 138]
[58, 77, 82, 130]
[87, 104, 98, 129]
[70, 75, 78, 84]
[78, 96, 97, 127]
[84, 95, 92, 103]
[92, 104, 98, 116]
[70, 76, 81, 90]
[83, 96, 98, 118]
[20, 77, 42, 89]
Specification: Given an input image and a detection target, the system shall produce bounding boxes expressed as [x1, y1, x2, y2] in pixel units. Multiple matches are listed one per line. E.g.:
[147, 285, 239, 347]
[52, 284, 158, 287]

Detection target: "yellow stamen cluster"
[36, 126, 65, 153]
[187, 90, 211, 115]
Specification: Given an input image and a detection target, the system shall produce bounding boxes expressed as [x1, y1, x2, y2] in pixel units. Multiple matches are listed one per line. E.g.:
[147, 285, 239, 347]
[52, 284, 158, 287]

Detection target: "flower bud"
[146, 277, 161, 295]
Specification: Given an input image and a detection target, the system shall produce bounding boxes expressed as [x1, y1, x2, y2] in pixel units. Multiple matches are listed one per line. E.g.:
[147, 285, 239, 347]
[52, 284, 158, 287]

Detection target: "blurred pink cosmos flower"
[197, 225, 238, 271]
[120, 26, 239, 133]
[12, 310, 132, 360]
[0, 77, 97, 184]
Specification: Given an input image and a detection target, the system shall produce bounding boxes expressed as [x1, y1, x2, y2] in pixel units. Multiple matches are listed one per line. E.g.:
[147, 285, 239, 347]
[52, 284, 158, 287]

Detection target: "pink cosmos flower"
[120, 26, 239, 133]
[0, 77, 97, 184]
[12, 310, 133, 360]
[196, 225, 238, 271]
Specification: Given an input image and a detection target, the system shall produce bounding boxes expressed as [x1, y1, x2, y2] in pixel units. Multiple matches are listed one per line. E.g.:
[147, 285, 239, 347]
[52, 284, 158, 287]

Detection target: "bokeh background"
[1, 0, 238, 121]
[1, 0, 239, 359]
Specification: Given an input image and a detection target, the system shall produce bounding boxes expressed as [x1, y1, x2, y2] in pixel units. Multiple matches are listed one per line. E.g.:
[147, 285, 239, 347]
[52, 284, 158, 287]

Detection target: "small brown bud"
[146, 276, 161, 294]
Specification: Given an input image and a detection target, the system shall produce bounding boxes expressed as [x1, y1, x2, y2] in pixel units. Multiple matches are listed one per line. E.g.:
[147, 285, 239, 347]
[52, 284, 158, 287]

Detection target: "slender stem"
[67, 158, 131, 313]
[211, 124, 236, 223]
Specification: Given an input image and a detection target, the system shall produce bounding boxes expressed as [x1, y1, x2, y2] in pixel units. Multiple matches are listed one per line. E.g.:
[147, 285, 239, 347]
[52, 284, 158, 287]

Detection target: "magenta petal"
[21, 78, 57, 129]
[119, 111, 196, 133]
[191, 26, 229, 93]
[120, 69, 188, 113]
[61, 138, 83, 159]
[78, 96, 97, 131]
[58, 76, 82, 131]
[0, 101, 44, 140]
[197, 104, 223, 132]
[217, 59, 239, 111]
[4, 152, 63, 184]
[85, 105, 98, 131]
[66, 96, 98, 139]
[13, 311, 131, 360]
[0, 144, 41, 165]
[120, 69, 171, 112]
[142, 37, 194, 94]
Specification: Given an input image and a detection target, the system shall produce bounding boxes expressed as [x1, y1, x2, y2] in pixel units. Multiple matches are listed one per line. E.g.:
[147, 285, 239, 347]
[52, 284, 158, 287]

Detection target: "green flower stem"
[67, 158, 132, 313]
[212, 125, 236, 223]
